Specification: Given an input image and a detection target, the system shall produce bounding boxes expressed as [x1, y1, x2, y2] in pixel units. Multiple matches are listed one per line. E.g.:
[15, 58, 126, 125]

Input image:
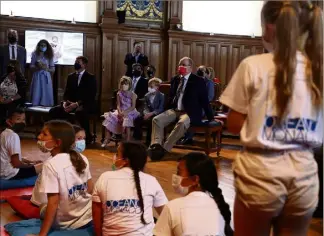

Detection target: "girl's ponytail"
[273, 3, 299, 120]
[69, 149, 87, 174]
[305, 5, 323, 108]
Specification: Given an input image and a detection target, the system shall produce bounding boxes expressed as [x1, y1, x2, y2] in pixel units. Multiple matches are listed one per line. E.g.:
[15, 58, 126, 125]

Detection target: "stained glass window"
[117, 0, 163, 22]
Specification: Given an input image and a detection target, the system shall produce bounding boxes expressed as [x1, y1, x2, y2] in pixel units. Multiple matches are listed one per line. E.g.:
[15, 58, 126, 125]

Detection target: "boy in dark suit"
[133, 78, 164, 146]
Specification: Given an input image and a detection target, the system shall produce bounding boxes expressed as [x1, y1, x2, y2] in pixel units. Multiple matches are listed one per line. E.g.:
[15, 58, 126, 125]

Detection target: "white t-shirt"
[92, 167, 168, 236]
[31, 157, 53, 206]
[153, 191, 226, 236]
[220, 52, 323, 150]
[38, 153, 92, 229]
[0, 128, 21, 179]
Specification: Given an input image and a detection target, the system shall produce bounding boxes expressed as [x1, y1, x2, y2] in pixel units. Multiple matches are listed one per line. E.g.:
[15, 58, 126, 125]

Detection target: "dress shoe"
[148, 144, 166, 161]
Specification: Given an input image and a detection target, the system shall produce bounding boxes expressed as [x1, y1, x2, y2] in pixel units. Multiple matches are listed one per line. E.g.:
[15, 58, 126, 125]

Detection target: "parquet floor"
[0, 136, 322, 235]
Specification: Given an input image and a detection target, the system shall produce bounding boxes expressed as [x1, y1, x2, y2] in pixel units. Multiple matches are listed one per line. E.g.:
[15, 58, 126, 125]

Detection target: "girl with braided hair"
[92, 141, 168, 236]
[154, 152, 233, 236]
[219, 1, 323, 235]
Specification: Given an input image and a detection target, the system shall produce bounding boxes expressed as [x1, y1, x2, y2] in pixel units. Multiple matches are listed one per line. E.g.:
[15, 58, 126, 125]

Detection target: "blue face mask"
[40, 46, 47, 52]
[74, 140, 86, 153]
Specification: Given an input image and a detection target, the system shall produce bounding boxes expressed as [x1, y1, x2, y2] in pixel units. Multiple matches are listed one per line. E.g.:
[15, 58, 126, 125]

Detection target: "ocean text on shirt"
[105, 199, 141, 214]
[68, 182, 88, 201]
[262, 116, 319, 144]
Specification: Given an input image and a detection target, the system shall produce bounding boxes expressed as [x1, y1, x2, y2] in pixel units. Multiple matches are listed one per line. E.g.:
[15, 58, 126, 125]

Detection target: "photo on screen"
[25, 30, 84, 65]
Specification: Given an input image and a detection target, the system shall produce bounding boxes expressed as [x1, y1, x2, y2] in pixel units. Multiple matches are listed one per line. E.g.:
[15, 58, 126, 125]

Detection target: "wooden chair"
[189, 121, 223, 156]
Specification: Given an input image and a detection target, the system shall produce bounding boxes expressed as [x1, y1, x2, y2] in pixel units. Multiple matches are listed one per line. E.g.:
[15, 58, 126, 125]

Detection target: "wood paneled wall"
[168, 31, 263, 84]
[0, 1, 264, 112]
[0, 15, 101, 104]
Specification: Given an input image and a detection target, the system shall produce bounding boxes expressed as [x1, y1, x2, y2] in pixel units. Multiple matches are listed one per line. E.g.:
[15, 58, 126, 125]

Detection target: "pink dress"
[102, 91, 140, 134]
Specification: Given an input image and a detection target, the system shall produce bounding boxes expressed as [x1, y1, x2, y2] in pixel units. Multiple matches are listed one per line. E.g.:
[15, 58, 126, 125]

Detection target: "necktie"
[132, 78, 137, 91]
[77, 73, 81, 86]
[11, 46, 16, 60]
[174, 77, 185, 104]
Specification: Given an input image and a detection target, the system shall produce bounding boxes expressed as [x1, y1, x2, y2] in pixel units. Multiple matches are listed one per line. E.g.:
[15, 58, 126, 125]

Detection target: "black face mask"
[132, 70, 141, 77]
[197, 69, 204, 77]
[7, 65, 15, 74]
[11, 122, 26, 133]
[147, 71, 154, 77]
[8, 36, 17, 44]
[74, 63, 82, 70]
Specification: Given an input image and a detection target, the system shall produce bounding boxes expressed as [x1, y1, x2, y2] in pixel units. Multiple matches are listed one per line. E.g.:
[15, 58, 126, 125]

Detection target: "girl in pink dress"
[102, 76, 140, 147]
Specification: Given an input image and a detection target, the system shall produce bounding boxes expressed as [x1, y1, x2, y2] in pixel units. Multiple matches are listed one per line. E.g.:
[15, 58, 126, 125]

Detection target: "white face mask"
[148, 87, 156, 93]
[37, 140, 54, 153]
[172, 174, 190, 196]
[122, 84, 129, 91]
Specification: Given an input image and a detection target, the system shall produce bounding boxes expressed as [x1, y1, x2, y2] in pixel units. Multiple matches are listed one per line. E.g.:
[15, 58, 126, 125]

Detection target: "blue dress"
[29, 52, 55, 106]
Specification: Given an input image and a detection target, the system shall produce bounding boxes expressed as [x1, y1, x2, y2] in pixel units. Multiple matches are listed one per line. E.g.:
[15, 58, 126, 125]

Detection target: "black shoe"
[148, 144, 166, 161]
[179, 138, 193, 145]
[313, 208, 323, 218]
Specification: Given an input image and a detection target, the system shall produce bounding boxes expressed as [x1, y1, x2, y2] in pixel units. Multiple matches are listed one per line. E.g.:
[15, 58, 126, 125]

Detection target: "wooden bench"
[24, 106, 98, 141]
[24, 106, 52, 137]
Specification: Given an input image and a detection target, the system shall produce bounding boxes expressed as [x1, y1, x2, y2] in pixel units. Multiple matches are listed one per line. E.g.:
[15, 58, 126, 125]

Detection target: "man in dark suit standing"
[0, 29, 26, 76]
[131, 63, 148, 100]
[124, 42, 149, 77]
[149, 57, 214, 160]
[49, 56, 97, 144]
[133, 78, 165, 146]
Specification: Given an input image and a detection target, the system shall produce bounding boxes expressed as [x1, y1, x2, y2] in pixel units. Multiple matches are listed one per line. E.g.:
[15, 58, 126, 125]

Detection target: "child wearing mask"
[102, 76, 140, 146]
[92, 141, 168, 236]
[0, 106, 42, 180]
[24, 120, 93, 235]
[219, 1, 323, 235]
[154, 152, 233, 236]
[30, 124, 87, 210]
[73, 125, 86, 153]
[6, 124, 88, 220]
[133, 78, 165, 146]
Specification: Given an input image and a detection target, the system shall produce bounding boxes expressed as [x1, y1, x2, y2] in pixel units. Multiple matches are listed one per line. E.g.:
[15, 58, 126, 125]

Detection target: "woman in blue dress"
[30, 39, 55, 106]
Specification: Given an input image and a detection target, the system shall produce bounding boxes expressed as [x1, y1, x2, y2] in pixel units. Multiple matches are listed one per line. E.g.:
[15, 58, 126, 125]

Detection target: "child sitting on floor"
[102, 76, 140, 146]
[5, 125, 89, 221]
[26, 120, 93, 235]
[92, 141, 168, 236]
[31, 125, 87, 209]
[0, 106, 42, 181]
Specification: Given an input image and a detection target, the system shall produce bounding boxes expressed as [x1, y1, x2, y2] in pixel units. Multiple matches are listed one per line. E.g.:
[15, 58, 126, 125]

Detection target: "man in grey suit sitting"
[133, 78, 164, 146]
[0, 29, 27, 76]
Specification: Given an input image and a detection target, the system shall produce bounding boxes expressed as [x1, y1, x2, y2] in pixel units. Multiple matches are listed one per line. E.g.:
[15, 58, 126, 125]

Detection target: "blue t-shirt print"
[105, 199, 142, 214]
[262, 115, 319, 145]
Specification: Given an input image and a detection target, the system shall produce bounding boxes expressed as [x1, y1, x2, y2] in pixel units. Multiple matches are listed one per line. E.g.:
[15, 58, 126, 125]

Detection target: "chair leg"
[92, 117, 97, 142]
[205, 128, 211, 156]
[216, 129, 222, 157]
[101, 126, 106, 143]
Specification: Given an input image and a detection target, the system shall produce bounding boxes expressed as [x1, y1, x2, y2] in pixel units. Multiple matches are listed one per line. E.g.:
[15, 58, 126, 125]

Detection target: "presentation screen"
[25, 30, 84, 65]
